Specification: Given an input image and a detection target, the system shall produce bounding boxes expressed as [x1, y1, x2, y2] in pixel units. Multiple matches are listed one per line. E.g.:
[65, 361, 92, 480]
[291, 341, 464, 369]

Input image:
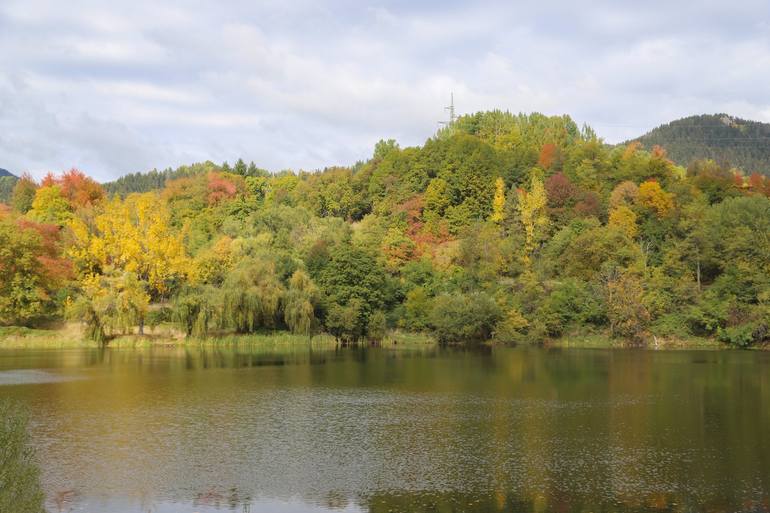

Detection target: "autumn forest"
[1, 111, 769, 347]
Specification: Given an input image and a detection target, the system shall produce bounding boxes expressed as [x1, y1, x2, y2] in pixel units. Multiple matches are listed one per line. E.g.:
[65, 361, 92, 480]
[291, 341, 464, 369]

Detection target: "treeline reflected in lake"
[0, 346, 768, 513]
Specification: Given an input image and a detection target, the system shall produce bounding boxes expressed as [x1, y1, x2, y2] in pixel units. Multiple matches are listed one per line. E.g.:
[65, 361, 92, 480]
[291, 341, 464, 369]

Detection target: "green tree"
[174, 286, 218, 338]
[325, 299, 365, 342]
[234, 158, 248, 175]
[367, 310, 387, 341]
[428, 293, 500, 344]
[688, 196, 770, 345]
[221, 259, 284, 333]
[284, 270, 319, 336]
[424, 178, 449, 215]
[537, 279, 605, 337]
[373, 139, 400, 160]
[403, 287, 431, 331]
[0, 177, 16, 205]
[11, 174, 37, 214]
[317, 245, 388, 341]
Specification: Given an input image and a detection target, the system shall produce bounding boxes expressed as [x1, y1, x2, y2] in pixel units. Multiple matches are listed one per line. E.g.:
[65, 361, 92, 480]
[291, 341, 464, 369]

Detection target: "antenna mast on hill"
[438, 92, 456, 128]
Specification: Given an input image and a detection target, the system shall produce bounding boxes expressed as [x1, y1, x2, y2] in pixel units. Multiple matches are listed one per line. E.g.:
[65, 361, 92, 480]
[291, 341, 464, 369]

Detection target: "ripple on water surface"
[0, 346, 768, 513]
[0, 368, 84, 385]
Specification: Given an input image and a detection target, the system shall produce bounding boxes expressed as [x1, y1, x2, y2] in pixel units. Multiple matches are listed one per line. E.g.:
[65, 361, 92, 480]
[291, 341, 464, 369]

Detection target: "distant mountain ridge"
[0, 169, 18, 204]
[628, 114, 770, 175]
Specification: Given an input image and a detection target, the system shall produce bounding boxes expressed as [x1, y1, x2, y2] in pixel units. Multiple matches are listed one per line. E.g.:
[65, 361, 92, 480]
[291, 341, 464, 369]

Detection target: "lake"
[0, 345, 768, 513]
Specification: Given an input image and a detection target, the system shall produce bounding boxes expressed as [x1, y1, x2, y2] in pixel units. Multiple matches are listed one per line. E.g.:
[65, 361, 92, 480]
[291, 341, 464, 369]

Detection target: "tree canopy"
[1, 111, 769, 347]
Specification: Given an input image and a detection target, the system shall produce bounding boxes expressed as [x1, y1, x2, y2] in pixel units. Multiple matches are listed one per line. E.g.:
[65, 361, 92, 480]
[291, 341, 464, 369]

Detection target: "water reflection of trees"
[361, 489, 770, 513]
[7, 347, 770, 513]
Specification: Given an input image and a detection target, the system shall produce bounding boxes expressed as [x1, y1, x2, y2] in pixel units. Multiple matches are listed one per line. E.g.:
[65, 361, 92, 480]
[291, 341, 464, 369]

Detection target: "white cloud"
[0, 0, 769, 179]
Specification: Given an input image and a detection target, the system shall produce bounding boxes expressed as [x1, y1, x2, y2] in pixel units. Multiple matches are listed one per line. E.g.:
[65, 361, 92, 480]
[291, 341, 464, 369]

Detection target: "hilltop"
[629, 114, 770, 175]
[0, 168, 16, 178]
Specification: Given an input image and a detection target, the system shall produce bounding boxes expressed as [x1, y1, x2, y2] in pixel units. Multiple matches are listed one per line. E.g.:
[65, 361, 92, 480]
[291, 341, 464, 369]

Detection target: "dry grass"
[0, 323, 95, 348]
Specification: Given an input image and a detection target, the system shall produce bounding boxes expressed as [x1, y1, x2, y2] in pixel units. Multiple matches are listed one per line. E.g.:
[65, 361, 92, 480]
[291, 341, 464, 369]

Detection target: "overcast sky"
[2, 0, 770, 181]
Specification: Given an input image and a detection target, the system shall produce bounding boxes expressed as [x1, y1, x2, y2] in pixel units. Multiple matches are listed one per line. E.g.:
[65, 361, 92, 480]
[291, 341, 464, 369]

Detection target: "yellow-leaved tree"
[637, 180, 674, 217]
[490, 177, 506, 223]
[28, 185, 72, 226]
[69, 192, 191, 298]
[609, 205, 638, 238]
[517, 170, 549, 267]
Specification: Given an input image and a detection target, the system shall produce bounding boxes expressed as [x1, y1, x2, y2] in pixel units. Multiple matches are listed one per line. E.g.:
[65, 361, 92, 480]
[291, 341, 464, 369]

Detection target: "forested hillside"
[0, 169, 18, 204]
[103, 160, 269, 196]
[2, 111, 769, 347]
[631, 114, 770, 175]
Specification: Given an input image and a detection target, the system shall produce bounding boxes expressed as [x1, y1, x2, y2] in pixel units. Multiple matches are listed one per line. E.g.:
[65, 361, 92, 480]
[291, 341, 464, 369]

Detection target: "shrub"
[428, 293, 500, 344]
[717, 321, 769, 348]
[537, 279, 605, 337]
[650, 313, 692, 339]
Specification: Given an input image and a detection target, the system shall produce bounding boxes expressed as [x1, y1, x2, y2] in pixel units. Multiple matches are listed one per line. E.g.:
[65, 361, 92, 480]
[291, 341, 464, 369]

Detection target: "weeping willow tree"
[68, 295, 106, 344]
[221, 259, 284, 333]
[67, 271, 150, 343]
[114, 272, 151, 335]
[174, 285, 218, 338]
[284, 270, 319, 337]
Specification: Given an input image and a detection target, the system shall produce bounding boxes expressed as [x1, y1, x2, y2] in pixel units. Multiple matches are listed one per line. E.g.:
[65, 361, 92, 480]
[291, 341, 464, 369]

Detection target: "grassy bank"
[0, 325, 97, 349]
[0, 324, 740, 351]
[543, 333, 725, 350]
[0, 324, 437, 349]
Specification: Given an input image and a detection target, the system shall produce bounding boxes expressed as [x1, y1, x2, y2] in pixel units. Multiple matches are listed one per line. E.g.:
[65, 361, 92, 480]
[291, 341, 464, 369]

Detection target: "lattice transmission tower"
[438, 92, 456, 128]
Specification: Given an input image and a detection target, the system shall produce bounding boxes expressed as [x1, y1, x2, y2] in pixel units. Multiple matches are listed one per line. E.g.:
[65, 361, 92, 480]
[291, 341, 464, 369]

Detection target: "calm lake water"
[0, 345, 768, 513]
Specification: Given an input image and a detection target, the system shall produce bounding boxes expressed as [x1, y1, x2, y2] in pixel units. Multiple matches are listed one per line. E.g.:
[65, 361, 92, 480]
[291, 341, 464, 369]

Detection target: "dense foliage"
[1, 111, 769, 346]
[631, 114, 770, 176]
[103, 159, 269, 196]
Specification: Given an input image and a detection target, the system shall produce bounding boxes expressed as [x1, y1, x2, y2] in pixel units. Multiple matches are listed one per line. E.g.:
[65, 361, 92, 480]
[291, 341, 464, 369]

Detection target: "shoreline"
[542, 334, 727, 350]
[0, 325, 437, 350]
[0, 325, 757, 351]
